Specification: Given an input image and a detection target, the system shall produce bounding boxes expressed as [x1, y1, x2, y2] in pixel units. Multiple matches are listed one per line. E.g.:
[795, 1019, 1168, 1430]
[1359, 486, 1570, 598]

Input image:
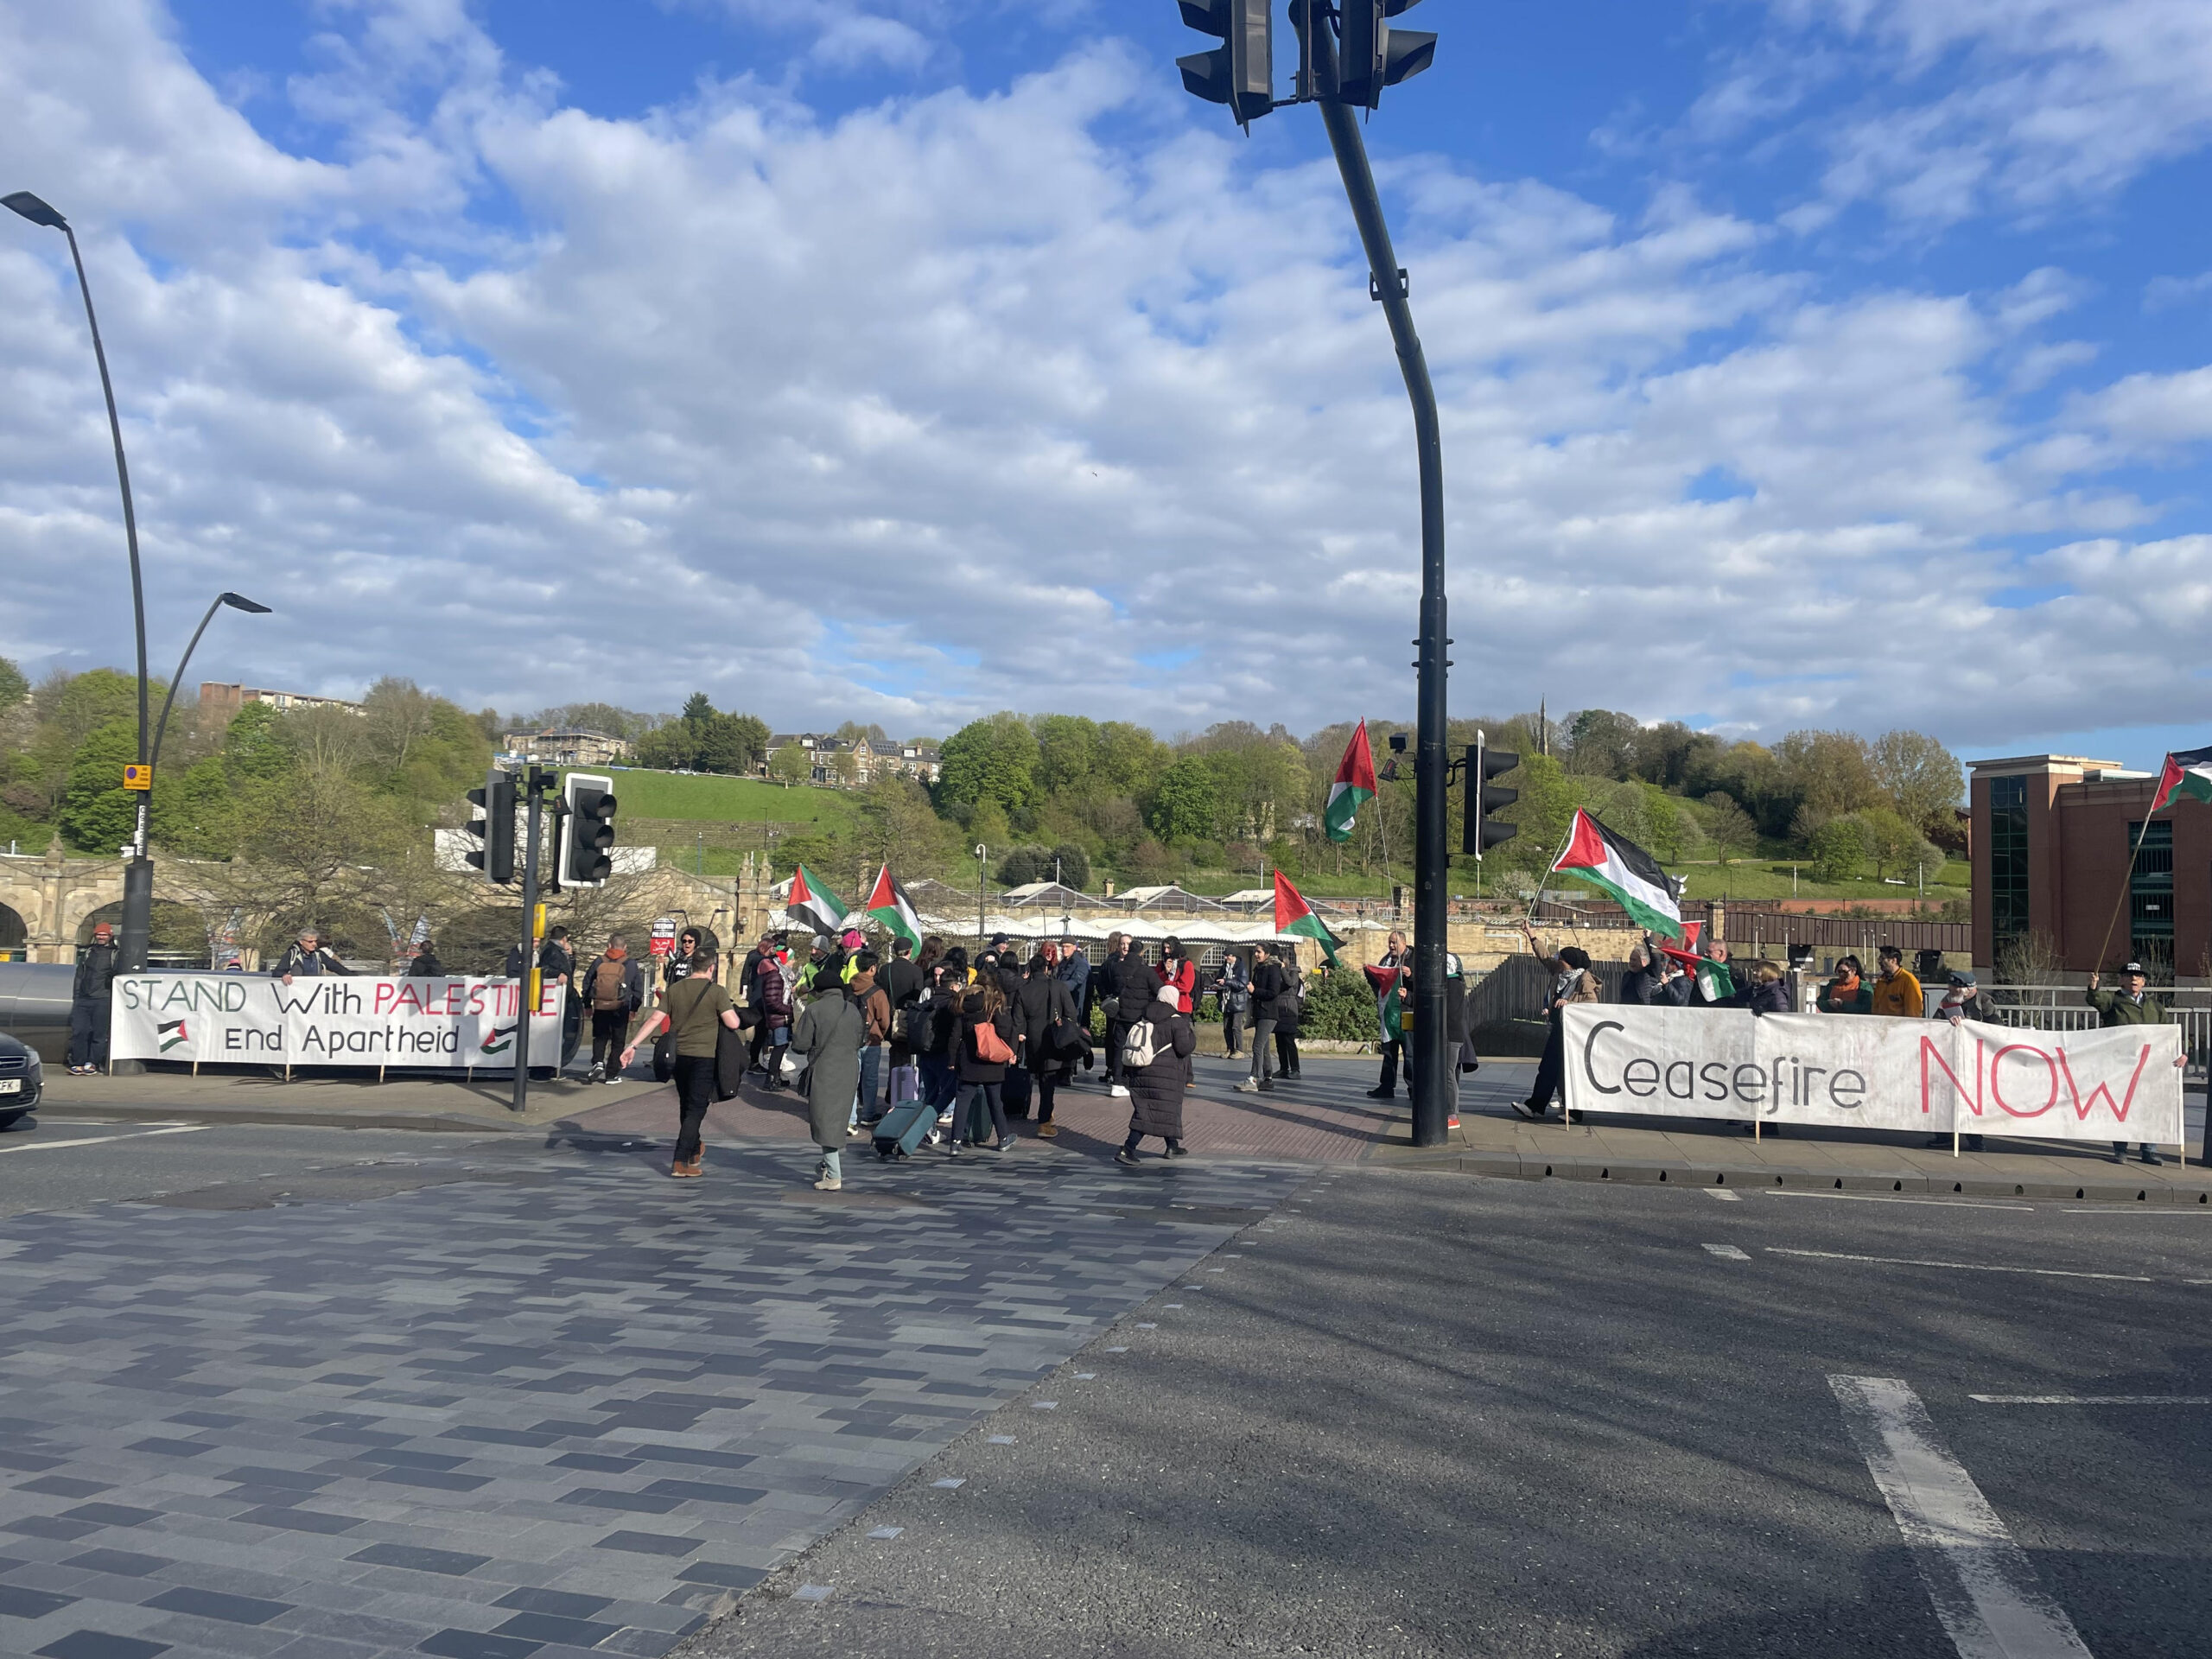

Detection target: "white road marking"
[0, 1125, 212, 1156]
[1829, 1375, 2094, 1659]
[1031, 1401, 1058, 1410]
[931, 1478, 964, 1489]
[1702, 1243, 1750, 1260]
[793, 1584, 832, 1602]
[2060, 1208, 2209, 1216]
[1770, 1248, 2148, 1282]
[1970, 1395, 2212, 1406]
[1764, 1190, 2035, 1212]
[1073, 1372, 1096, 1380]
[986, 1435, 1015, 1445]
[867, 1526, 903, 1539]
[1705, 1188, 1742, 1202]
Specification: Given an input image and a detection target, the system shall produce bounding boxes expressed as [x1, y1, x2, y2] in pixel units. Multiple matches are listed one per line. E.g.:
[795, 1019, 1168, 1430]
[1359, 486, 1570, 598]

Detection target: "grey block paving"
[0, 1140, 1297, 1656]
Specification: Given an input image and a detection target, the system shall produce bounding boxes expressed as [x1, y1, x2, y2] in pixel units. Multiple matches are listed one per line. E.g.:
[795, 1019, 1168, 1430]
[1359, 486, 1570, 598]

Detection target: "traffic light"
[560, 772, 618, 887]
[1339, 0, 1436, 109]
[1177, 0, 1274, 126]
[465, 768, 517, 884]
[1463, 740, 1519, 858]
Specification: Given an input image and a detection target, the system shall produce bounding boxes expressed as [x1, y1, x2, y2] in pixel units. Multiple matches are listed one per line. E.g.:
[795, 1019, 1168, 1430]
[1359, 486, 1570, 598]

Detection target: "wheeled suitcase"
[1001, 1064, 1033, 1119]
[873, 1097, 936, 1160]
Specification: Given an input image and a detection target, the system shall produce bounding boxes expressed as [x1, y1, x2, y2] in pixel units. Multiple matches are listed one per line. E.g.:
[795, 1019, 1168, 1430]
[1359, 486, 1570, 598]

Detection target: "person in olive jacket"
[2087, 962, 2184, 1166]
[1118, 980, 1197, 1164]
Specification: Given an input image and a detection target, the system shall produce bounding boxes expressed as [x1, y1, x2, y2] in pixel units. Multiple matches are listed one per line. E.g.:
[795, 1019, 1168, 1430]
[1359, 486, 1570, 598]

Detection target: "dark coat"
[73, 942, 120, 1001]
[882, 956, 924, 1008]
[1249, 958, 1289, 1021]
[1014, 974, 1077, 1071]
[1623, 964, 1692, 1007]
[1096, 951, 1147, 1021]
[1058, 950, 1091, 1010]
[951, 992, 1018, 1084]
[272, 942, 349, 979]
[1271, 975, 1302, 1038]
[406, 951, 446, 978]
[1126, 1006, 1197, 1141]
[1736, 977, 1793, 1016]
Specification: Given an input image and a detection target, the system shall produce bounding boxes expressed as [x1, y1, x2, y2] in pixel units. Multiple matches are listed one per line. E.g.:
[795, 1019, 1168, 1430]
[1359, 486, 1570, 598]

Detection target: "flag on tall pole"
[863, 865, 924, 950]
[2151, 745, 2212, 812]
[1273, 870, 1343, 966]
[1548, 808, 1687, 939]
[1323, 721, 1378, 843]
[785, 863, 849, 938]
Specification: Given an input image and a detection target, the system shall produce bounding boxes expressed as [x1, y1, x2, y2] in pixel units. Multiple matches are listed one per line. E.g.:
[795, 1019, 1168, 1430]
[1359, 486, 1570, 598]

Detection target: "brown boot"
[670, 1155, 703, 1179]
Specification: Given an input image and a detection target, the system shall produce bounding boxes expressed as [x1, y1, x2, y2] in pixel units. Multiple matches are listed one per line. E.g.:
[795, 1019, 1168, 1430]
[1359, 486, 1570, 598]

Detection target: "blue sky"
[4, 0, 2212, 769]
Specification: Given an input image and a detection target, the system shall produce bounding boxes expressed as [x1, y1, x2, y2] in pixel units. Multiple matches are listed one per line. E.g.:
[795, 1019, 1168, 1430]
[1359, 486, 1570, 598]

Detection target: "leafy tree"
[0, 657, 26, 709]
[998, 843, 1091, 890]
[854, 777, 952, 877]
[1497, 753, 1577, 873]
[1033, 715, 1101, 798]
[636, 722, 694, 770]
[1808, 815, 1871, 883]
[937, 713, 1039, 822]
[1566, 709, 1640, 778]
[696, 711, 768, 775]
[1871, 729, 1964, 836]
[1147, 756, 1219, 843]
[1776, 729, 1879, 822]
[681, 692, 715, 727]
[58, 719, 139, 853]
[36, 668, 155, 751]
[767, 744, 812, 785]
[969, 798, 1012, 856]
[833, 721, 891, 747]
[1857, 806, 1919, 880]
[222, 702, 290, 788]
[1095, 721, 1166, 797]
[829, 747, 858, 785]
[1700, 791, 1759, 856]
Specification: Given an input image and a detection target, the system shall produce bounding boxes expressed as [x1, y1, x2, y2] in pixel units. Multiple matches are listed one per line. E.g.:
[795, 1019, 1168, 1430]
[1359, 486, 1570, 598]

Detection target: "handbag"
[973, 1020, 1015, 1065]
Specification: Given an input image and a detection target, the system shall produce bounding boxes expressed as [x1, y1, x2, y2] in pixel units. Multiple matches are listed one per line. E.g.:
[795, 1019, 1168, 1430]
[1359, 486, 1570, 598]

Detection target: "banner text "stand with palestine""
[111, 976, 567, 1070]
[1564, 1006, 2183, 1147]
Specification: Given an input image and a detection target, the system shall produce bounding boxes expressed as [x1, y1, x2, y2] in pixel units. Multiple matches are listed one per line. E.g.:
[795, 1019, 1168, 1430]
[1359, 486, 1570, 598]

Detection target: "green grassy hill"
[563, 769, 861, 829]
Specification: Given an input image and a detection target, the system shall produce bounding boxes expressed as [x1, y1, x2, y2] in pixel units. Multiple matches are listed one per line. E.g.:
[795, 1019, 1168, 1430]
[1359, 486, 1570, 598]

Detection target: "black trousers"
[69, 998, 110, 1069]
[1106, 1020, 1131, 1084]
[963, 1082, 1007, 1143]
[1376, 1039, 1402, 1095]
[1529, 1018, 1565, 1109]
[1274, 1030, 1300, 1076]
[671, 1054, 715, 1161]
[590, 1010, 628, 1068]
[1036, 1069, 1060, 1123]
[1222, 1005, 1243, 1056]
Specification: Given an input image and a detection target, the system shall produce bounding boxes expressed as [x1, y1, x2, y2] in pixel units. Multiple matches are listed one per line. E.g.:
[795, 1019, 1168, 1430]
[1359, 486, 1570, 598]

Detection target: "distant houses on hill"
[763, 733, 941, 787]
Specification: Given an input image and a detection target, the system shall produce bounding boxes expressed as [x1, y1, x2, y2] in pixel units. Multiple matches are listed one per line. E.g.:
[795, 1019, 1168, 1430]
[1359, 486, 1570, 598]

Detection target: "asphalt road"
[693, 1167, 2212, 1659]
[0, 1111, 518, 1217]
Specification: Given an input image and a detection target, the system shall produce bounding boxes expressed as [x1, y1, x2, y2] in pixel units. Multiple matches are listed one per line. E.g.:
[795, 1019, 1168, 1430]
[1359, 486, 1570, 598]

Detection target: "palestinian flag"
[2151, 746, 2212, 813]
[1694, 957, 1737, 1003]
[786, 863, 849, 938]
[1273, 870, 1343, 966]
[1549, 808, 1686, 939]
[480, 1022, 516, 1057]
[1323, 721, 1378, 843]
[863, 865, 924, 950]
[157, 1018, 188, 1053]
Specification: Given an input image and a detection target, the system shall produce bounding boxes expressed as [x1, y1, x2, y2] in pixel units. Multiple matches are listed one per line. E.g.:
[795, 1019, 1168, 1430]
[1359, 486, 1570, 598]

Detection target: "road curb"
[1381, 1147, 2212, 1205]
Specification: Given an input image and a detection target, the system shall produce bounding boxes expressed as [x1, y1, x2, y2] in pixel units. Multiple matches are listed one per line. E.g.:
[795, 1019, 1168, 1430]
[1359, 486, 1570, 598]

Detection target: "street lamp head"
[218, 592, 272, 614]
[2, 191, 67, 230]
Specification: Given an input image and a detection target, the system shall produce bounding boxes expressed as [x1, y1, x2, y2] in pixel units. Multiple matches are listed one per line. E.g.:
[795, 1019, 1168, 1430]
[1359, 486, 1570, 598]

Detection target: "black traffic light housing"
[465, 768, 517, 884]
[1339, 0, 1436, 109]
[1178, 0, 1274, 125]
[1463, 741, 1519, 857]
[560, 772, 618, 887]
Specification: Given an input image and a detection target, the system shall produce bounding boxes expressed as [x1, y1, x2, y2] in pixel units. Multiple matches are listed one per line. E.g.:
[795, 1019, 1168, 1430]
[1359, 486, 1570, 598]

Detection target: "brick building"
[1968, 753, 2206, 981]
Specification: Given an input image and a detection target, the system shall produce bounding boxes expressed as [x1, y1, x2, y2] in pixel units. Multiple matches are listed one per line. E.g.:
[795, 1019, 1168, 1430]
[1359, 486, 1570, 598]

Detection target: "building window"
[2128, 819, 2174, 980]
[1988, 776, 2029, 956]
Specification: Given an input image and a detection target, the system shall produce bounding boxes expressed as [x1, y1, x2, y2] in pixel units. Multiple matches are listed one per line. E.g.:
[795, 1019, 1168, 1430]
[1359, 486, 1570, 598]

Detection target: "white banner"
[1563, 1007, 2184, 1147]
[111, 975, 568, 1071]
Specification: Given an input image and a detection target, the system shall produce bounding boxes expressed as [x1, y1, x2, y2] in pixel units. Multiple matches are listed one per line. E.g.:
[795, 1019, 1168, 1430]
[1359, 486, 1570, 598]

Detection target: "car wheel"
[0, 1108, 32, 1132]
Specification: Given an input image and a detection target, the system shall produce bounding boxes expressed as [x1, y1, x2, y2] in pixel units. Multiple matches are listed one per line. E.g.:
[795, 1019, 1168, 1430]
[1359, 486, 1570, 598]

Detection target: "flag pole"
[2093, 809, 2158, 974]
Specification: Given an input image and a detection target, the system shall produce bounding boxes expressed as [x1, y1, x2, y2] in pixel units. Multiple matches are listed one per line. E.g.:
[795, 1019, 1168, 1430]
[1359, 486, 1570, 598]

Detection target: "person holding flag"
[862, 865, 925, 953]
[1363, 931, 1410, 1100]
[1516, 921, 1600, 1119]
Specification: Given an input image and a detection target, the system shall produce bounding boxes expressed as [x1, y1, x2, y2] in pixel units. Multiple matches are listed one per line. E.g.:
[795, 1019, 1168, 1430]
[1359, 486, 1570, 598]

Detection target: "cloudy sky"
[3, 1, 2211, 765]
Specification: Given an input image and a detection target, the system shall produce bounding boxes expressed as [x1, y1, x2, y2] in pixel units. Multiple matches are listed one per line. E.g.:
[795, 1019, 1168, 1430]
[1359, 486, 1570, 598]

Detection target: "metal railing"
[1969, 984, 2212, 1066]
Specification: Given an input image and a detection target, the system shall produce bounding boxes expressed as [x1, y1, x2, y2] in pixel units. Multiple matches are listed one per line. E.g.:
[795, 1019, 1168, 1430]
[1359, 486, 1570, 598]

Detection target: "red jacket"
[1154, 958, 1197, 1014]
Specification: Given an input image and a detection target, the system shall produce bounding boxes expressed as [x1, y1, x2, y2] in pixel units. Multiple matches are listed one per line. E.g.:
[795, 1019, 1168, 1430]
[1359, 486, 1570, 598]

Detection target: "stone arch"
[0, 903, 25, 962]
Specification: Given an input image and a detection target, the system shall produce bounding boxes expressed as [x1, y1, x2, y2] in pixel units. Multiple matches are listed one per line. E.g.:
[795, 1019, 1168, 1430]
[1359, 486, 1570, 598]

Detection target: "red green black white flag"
[1323, 721, 1378, 843]
[863, 865, 924, 950]
[1548, 808, 1687, 939]
[2151, 746, 2212, 813]
[1272, 870, 1342, 966]
[786, 863, 849, 938]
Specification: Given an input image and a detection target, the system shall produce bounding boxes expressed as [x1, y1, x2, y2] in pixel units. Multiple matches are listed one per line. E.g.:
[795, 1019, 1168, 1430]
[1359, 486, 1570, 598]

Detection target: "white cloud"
[2, 0, 2210, 753]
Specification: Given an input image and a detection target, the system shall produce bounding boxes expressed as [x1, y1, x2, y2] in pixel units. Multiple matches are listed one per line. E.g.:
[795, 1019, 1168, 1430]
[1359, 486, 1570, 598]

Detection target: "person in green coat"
[791, 983, 868, 1191]
[1815, 955, 1873, 1015]
[2087, 961, 2174, 1166]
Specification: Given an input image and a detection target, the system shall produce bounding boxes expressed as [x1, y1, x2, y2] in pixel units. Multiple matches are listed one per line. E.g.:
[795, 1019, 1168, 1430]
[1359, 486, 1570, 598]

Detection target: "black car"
[0, 1032, 41, 1128]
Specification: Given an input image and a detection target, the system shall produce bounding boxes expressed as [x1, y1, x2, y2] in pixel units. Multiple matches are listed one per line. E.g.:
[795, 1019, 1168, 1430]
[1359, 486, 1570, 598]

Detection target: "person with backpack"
[1117, 981, 1197, 1165]
[1234, 942, 1289, 1095]
[921, 960, 963, 1122]
[849, 951, 892, 1131]
[620, 950, 743, 1179]
[1015, 952, 1081, 1138]
[787, 967, 868, 1191]
[949, 974, 1019, 1154]
[581, 934, 647, 1084]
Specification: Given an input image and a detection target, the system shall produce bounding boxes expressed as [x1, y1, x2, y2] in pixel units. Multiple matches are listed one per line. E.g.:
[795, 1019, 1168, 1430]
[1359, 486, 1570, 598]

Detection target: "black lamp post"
[150, 593, 273, 777]
[4, 189, 154, 971]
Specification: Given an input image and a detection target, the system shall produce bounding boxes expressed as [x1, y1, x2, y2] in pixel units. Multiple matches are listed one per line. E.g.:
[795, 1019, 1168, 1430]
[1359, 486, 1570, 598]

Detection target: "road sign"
[123, 764, 153, 791]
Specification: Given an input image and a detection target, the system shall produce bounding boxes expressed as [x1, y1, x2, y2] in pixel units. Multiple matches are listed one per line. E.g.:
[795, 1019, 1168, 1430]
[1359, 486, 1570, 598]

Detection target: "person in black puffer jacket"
[948, 976, 1018, 1155]
[1014, 953, 1080, 1138]
[1118, 981, 1197, 1164]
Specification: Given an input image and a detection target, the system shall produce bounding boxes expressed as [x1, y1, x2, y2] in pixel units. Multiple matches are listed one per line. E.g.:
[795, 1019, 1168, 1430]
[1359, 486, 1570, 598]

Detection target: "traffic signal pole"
[511, 765, 548, 1116]
[1319, 97, 1451, 1149]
